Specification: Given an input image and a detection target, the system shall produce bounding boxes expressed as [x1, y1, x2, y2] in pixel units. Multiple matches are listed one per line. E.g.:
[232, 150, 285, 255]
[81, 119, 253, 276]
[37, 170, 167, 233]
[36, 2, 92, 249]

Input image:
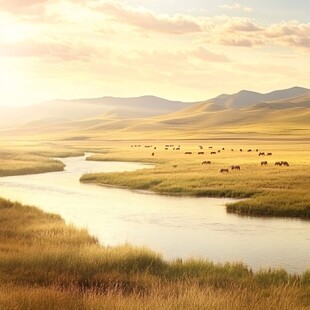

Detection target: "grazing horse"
[231, 149, 234, 151]
[176, 147, 180, 150]
[247, 149, 252, 152]
[152, 152, 154, 156]
[184, 152, 192, 154]
[275, 161, 282, 166]
[282, 161, 289, 167]
[240, 149, 243, 152]
[231, 165, 241, 170]
[209, 146, 213, 149]
[259, 152, 265, 156]
[220, 168, 229, 173]
[165, 148, 168, 150]
[202, 161, 211, 165]
[210, 152, 216, 155]
[199, 146, 203, 149]
[217, 150, 221, 153]
[256, 149, 259, 152]
[261, 161, 267, 166]
[267, 152, 272, 156]
[222, 148, 225, 150]
[198, 152, 204, 155]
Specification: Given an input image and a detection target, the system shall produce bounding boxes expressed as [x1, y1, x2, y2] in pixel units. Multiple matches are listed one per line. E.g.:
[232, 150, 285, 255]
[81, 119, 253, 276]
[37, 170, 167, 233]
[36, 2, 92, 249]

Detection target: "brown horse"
[220, 168, 229, 173]
[210, 152, 216, 155]
[267, 152, 272, 156]
[261, 161, 267, 166]
[185, 152, 192, 154]
[231, 165, 241, 170]
[198, 152, 204, 155]
[259, 152, 265, 156]
[202, 161, 211, 165]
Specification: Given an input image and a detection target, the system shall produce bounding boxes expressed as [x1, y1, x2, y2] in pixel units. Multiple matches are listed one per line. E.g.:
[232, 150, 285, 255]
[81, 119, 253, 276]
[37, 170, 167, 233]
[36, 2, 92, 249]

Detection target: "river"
[0, 154, 309, 273]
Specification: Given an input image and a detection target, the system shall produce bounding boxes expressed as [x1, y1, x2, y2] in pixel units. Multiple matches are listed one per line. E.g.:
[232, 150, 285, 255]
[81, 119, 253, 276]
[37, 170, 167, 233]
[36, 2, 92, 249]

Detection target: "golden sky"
[0, 0, 309, 106]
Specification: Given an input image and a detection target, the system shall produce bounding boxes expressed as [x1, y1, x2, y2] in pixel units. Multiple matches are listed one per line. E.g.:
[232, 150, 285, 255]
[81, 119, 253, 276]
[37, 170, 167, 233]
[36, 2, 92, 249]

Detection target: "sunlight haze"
[0, 0, 309, 106]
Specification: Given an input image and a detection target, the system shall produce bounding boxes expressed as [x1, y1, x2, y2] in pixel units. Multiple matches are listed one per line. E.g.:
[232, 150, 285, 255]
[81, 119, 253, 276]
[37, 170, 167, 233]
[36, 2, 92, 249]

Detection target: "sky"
[0, 0, 309, 107]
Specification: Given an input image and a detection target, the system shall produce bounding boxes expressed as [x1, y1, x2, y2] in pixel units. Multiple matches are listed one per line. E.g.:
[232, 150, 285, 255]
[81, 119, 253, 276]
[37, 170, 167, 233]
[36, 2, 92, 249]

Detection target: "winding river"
[0, 154, 309, 273]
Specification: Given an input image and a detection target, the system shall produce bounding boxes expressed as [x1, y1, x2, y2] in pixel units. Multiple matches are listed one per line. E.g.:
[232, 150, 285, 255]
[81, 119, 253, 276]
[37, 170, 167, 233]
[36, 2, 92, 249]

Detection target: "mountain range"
[0, 86, 309, 137]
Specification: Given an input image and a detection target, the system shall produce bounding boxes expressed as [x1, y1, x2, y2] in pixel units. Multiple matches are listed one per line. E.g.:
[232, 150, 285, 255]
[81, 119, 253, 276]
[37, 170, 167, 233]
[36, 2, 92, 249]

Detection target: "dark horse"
[231, 165, 241, 170]
[220, 168, 229, 173]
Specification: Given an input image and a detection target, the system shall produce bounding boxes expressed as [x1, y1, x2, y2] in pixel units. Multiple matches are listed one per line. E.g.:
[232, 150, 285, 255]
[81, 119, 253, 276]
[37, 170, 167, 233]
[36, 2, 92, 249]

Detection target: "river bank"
[1, 197, 310, 309]
[1, 155, 310, 272]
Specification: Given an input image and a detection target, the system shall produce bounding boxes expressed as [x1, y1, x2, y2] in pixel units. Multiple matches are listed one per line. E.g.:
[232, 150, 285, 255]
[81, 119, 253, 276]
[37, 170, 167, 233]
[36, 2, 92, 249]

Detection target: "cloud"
[0, 0, 49, 17]
[219, 38, 262, 47]
[220, 3, 253, 13]
[264, 22, 310, 49]
[92, 1, 202, 34]
[225, 18, 262, 32]
[190, 47, 230, 62]
[0, 39, 95, 61]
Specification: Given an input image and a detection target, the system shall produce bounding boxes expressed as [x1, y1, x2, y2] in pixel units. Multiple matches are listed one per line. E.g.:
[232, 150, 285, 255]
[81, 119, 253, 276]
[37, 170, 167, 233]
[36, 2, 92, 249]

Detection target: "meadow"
[0, 141, 84, 177]
[0, 137, 309, 308]
[81, 140, 310, 219]
[0, 197, 309, 309]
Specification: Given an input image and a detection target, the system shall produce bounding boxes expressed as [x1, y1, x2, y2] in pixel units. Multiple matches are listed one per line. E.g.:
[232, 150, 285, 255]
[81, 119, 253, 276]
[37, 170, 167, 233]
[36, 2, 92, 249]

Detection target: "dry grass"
[0, 198, 310, 309]
[0, 143, 84, 176]
[81, 140, 310, 218]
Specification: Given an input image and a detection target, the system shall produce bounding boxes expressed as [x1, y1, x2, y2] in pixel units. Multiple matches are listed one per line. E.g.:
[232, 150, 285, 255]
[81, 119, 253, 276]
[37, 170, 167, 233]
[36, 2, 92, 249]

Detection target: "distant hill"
[0, 96, 191, 130]
[0, 86, 309, 137]
[207, 86, 310, 109]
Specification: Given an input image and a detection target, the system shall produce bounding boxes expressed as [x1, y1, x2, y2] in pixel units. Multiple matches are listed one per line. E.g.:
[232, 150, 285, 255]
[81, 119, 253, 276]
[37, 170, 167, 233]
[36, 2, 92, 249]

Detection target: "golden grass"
[0, 198, 310, 309]
[0, 144, 84, 176]
[81, 140, 310, 218]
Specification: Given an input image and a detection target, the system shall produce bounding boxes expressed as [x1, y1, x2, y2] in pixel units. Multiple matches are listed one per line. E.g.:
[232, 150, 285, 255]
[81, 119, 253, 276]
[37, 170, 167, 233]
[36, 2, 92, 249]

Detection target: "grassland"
[81, 140, 310, 219]
[0, 197, 310, 309]
[0, 143, 84, 177]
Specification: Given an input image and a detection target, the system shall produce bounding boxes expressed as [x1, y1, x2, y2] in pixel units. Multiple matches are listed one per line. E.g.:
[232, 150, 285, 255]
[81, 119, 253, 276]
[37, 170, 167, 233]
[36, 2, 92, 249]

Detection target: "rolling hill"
[0, 96, 191, 130]
[1, 87, 309, 137]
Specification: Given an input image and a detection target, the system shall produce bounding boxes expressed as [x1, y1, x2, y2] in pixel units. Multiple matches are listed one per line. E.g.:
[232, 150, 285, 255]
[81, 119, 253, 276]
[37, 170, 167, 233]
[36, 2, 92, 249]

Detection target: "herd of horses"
[131, 144, 290, 172]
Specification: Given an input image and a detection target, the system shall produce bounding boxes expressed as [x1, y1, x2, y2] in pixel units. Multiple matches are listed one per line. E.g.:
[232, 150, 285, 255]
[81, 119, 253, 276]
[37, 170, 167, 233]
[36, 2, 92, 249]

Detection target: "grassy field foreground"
[81, 140, 310, 219]
[0, 197, 310, 309]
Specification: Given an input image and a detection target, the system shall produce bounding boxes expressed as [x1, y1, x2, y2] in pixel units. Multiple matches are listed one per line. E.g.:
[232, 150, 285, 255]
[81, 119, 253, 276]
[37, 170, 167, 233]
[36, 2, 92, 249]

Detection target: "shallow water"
[0, 155, 309, 273]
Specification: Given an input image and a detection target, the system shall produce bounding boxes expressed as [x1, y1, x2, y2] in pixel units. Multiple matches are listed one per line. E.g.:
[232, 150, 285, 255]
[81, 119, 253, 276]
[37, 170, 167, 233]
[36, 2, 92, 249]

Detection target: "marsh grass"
[0, 147, 84, 177]
[0, 198, 310, 309]
[81, 141, 310, 218]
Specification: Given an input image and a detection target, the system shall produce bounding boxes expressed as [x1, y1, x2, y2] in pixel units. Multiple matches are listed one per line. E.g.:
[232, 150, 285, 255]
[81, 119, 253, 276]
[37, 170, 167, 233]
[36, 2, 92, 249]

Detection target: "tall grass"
[0, 198, 309, 309]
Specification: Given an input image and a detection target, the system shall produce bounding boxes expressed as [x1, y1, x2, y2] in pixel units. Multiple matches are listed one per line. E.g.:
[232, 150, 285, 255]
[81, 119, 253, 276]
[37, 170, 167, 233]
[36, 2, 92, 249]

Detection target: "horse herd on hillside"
[131, 144, 290, 172]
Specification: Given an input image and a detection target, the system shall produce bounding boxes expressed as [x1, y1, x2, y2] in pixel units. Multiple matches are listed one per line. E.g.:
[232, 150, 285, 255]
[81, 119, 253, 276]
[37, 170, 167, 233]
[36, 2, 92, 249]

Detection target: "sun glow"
[0, 18, 37, 43]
